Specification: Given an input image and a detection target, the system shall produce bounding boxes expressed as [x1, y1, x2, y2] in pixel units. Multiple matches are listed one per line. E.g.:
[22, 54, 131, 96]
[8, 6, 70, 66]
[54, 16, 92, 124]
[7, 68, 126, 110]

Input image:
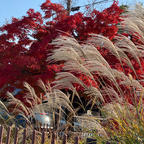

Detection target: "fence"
[0, 125, 81, 144]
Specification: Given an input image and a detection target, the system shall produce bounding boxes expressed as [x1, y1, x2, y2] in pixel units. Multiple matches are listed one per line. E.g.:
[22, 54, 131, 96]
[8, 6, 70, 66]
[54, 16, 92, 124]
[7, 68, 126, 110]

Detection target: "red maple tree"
[0, 0, 126, 106]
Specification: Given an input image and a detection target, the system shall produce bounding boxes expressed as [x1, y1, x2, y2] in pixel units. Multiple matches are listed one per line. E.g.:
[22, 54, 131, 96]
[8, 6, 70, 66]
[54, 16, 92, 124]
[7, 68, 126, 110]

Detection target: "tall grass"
[47, 3, 144, 143]
[0, 80, 76, 143]
[1, 3, 144, 144]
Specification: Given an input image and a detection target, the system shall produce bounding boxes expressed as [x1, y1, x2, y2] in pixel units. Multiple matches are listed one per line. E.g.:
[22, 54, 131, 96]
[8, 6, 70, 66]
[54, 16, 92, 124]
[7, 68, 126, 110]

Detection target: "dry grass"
[1, 3, 144, 144]
[46, 3, 144, 143]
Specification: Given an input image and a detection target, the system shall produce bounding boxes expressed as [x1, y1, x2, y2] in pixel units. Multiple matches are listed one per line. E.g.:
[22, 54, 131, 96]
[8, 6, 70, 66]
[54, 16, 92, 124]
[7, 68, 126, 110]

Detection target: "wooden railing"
[0, 125, 80, 144]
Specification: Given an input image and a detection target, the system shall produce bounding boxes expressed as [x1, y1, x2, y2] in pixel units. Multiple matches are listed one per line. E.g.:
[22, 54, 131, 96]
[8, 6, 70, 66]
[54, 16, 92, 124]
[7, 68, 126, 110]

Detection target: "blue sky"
[0, 0, 143, 26]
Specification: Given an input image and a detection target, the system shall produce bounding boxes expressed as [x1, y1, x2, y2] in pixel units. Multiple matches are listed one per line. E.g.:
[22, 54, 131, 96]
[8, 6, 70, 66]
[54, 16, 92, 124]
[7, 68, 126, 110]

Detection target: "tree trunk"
[66, 0, 72, 15]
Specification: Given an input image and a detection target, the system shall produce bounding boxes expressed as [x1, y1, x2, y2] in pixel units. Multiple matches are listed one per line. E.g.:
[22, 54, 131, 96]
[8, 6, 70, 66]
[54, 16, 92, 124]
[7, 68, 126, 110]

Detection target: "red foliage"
[0, 0, 125, 106]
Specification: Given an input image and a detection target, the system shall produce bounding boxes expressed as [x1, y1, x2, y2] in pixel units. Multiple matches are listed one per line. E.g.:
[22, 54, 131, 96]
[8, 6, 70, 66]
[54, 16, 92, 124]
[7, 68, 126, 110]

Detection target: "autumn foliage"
[1, 0, 143, 107]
